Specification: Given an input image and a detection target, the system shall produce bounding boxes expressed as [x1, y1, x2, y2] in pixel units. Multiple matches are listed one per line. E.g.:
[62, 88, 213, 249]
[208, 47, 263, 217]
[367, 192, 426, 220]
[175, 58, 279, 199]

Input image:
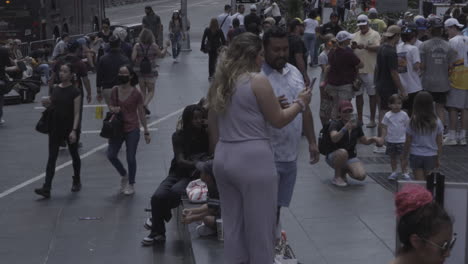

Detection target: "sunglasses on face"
[420, 233, 457, 256]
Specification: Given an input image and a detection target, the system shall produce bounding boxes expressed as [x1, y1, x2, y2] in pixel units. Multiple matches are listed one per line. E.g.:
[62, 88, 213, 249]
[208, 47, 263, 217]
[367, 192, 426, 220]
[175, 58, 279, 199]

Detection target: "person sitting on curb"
[391, 184, 455, 264]
[181, 159, 220, 237]
[327, 101, 384, 187]
[141, 104, 209, 245]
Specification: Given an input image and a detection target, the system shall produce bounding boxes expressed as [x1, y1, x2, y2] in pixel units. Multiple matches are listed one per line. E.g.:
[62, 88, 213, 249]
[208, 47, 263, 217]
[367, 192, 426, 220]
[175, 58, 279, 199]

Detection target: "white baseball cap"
[369, 8, 377, 14]
[444, 18, 464, 28]
[250, 4, 257, 10]
[336, 31, 353, 42]
[357, 14, 369, 26]
[413, 15, 424, 23]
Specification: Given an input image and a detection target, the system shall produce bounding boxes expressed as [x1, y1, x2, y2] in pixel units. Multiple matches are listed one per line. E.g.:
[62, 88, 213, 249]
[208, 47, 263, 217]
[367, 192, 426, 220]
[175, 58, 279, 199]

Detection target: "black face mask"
[117, 75, 130, 84]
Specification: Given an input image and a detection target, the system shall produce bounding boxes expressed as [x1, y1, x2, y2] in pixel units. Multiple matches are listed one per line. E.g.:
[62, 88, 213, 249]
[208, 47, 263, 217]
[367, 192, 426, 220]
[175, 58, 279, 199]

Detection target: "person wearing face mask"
[391, 184, 455, 264]
[106, 65, 151, 196]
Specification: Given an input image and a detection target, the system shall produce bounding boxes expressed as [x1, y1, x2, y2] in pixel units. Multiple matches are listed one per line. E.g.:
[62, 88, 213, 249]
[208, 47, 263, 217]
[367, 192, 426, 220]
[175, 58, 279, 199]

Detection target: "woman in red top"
[107, 65, 151, 195]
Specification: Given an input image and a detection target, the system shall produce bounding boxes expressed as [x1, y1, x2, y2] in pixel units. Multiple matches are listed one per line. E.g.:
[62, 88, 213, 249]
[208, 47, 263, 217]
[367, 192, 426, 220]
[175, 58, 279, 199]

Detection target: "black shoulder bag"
[100, 88, 124, 139]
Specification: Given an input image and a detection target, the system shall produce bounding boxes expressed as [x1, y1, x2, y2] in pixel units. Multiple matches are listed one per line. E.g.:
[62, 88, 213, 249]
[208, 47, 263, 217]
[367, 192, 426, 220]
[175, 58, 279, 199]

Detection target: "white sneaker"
[388, 172, 398, 181]
[402, 173, 412, 181]
[0, 119, 4, 125]
[373, 145, 386, 154]
[458, 137, 467, 146]
[443, 137, 458, 146]
[144, 218, 152, 230]
[196, 223, 216, 237]
[120, 176, 129, 193]
[124, 184, 135, 195]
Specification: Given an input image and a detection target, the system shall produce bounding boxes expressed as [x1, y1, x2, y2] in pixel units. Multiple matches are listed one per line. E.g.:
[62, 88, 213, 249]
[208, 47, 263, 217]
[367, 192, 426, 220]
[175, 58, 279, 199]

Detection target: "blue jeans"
[107, 128, 140, 184]
[303, 33, 316, 65]
[37, 64, 50, 84]
[170, 32, 182, 59]
[275, 161, 298, 207]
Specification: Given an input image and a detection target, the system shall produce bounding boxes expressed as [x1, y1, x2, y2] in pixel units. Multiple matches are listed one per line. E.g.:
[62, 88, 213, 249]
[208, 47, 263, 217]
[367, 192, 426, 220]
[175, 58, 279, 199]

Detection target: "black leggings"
[208, 50, 218, 78]
[44, 133, 81, 189]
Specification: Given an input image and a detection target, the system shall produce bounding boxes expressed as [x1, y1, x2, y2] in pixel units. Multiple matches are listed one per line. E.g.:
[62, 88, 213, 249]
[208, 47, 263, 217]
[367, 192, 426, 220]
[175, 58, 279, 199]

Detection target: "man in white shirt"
[52, 33, 70, 60]
[217, 4, 232, 39]
[264, 1, 282, 24]
[230, 4, 245, 28]
[261, 26, 319, 222]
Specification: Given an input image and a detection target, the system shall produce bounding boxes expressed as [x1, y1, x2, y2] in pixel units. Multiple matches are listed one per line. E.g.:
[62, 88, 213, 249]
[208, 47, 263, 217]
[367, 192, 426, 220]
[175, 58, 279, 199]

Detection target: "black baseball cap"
[330, 12, 339, 18]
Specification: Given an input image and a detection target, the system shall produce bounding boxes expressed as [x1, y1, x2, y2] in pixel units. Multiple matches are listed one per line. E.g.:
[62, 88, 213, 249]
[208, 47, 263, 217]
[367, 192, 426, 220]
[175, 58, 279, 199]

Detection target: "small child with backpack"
[402, 91, 443, 181]
[381, 94, 410, 181]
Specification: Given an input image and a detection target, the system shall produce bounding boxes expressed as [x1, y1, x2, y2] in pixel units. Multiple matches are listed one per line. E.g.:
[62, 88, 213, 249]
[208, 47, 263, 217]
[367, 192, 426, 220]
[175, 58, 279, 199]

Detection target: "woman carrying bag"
[201, 18, 226, 80]
[34, 63, 82, 198]
[107, 65, 151, 196]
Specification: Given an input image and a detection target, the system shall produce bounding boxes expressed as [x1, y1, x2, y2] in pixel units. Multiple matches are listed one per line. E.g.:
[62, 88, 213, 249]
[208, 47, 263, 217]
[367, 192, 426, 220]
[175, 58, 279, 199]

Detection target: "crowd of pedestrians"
[0, 2, 466, 264]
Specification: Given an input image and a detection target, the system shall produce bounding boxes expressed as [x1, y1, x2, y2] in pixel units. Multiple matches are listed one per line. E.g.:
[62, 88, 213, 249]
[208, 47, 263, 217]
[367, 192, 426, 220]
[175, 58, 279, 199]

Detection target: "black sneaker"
[34, 187, 51, 198]
[71, 177, 81, 192]
[141, 233, 166, 246]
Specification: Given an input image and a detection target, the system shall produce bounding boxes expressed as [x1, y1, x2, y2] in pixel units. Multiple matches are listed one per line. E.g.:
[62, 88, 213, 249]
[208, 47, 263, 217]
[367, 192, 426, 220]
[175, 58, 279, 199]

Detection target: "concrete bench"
[176, 199, 223, 264]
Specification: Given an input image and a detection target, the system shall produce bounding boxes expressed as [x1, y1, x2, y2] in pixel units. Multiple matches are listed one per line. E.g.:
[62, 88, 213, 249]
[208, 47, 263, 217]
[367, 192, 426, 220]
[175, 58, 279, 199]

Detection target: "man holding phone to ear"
[261, 26, 320, 231]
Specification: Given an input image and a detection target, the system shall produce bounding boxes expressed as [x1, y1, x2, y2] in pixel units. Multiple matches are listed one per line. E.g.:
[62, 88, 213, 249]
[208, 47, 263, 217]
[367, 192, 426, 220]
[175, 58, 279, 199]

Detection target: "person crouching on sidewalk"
[327, 101, 384, 187]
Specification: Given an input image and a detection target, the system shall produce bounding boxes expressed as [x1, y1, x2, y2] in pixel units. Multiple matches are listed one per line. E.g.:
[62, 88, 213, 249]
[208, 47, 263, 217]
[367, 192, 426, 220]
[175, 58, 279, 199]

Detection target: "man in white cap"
[244, 4, 262, 34]
[324, 30, 363, 118]
[443, 18, 468, 146]
[374, 25, 407, 153]
[352, 14, 381, 128]
[368, 8, 387, 34]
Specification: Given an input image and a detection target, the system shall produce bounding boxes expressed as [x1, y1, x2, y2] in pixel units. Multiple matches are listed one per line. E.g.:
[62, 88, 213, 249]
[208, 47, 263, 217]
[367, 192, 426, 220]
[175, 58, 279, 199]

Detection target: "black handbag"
[36, 107, 51, 134]
[100, 88, 123, 139]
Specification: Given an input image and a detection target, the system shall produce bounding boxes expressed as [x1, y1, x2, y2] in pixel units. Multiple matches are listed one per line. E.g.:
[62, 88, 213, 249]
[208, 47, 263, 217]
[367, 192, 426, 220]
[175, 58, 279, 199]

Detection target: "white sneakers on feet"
[443, 137, 458, 146]
[402, 173, 412, 181]
[373, 145, 387, 154]
[388, 172, 398, 181]
[124, 184, 135, 195]
[120, 176, 129, 193]
[196, 223, 216, 237]
[0, 119, 5, 125]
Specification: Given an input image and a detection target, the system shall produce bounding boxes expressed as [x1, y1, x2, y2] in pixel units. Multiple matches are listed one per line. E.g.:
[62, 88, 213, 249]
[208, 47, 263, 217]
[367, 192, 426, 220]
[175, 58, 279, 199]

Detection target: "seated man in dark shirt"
[142, 104, 210, 245]
[327, 101, 383, 187]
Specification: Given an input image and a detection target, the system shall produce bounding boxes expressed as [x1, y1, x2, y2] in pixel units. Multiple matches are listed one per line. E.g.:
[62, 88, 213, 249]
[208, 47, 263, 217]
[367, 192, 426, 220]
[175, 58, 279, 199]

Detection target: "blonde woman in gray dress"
[207, 32, 311, 264]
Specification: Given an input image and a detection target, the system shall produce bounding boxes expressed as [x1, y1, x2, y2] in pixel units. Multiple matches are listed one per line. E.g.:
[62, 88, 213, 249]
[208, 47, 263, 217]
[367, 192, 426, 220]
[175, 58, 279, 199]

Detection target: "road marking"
[0, 107, 185, 199]
[35, 104, 107, 110]
[81, 128, 158, 134]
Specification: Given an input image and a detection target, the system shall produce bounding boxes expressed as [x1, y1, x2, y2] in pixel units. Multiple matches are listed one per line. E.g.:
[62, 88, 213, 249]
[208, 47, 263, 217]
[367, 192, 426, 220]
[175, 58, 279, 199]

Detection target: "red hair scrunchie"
[395, 184, 433, 218]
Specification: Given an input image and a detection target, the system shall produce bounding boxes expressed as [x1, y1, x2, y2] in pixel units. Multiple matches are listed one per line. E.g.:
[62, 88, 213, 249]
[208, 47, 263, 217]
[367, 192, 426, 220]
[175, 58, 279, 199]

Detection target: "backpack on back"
[139, 44, 152, 74]
[318, 121, 335, 156]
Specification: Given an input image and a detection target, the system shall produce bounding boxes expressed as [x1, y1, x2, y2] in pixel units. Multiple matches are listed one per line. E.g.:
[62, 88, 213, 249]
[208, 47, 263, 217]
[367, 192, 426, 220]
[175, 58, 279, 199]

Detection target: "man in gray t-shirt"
[419, 17, 457, 124]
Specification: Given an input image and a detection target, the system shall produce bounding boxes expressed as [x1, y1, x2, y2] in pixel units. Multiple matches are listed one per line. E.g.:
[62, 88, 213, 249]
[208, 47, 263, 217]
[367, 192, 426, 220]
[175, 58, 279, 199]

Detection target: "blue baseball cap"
[415, 17, 427, 30]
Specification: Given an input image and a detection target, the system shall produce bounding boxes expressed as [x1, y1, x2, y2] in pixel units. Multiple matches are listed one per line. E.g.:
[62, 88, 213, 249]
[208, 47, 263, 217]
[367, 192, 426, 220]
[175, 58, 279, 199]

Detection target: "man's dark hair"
[61, 33, 69, 40]
[263, 26, 287, 49]
[224, 4, 231, 11]
[309, 9, 317, 19]
[109, 35, 121, 49]
[232, 18, 240, 28]
[330, 12, 339, 19]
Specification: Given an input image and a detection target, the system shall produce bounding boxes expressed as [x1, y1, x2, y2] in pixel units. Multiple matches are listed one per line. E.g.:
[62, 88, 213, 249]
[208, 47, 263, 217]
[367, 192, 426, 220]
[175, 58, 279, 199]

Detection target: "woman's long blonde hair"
[207, 33, 262, 113]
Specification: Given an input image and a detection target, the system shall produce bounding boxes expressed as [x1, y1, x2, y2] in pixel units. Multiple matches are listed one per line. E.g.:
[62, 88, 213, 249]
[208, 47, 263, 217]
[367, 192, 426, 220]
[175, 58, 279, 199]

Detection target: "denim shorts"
[409, 154, 437, 171]
[386, 142, 404, 156]
[275, 161, 298, 207]
[325, 151, 360, 168]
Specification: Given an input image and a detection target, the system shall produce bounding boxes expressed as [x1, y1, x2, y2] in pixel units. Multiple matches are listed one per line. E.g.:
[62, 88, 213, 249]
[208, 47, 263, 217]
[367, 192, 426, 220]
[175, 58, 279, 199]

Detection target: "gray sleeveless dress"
[213, 73, 277, 264]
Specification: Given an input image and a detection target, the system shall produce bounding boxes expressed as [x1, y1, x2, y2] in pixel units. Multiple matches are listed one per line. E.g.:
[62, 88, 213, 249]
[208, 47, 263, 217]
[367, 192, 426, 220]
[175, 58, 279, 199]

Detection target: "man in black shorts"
[419, 16, 457, 127]
[374, 25, 407, 153]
